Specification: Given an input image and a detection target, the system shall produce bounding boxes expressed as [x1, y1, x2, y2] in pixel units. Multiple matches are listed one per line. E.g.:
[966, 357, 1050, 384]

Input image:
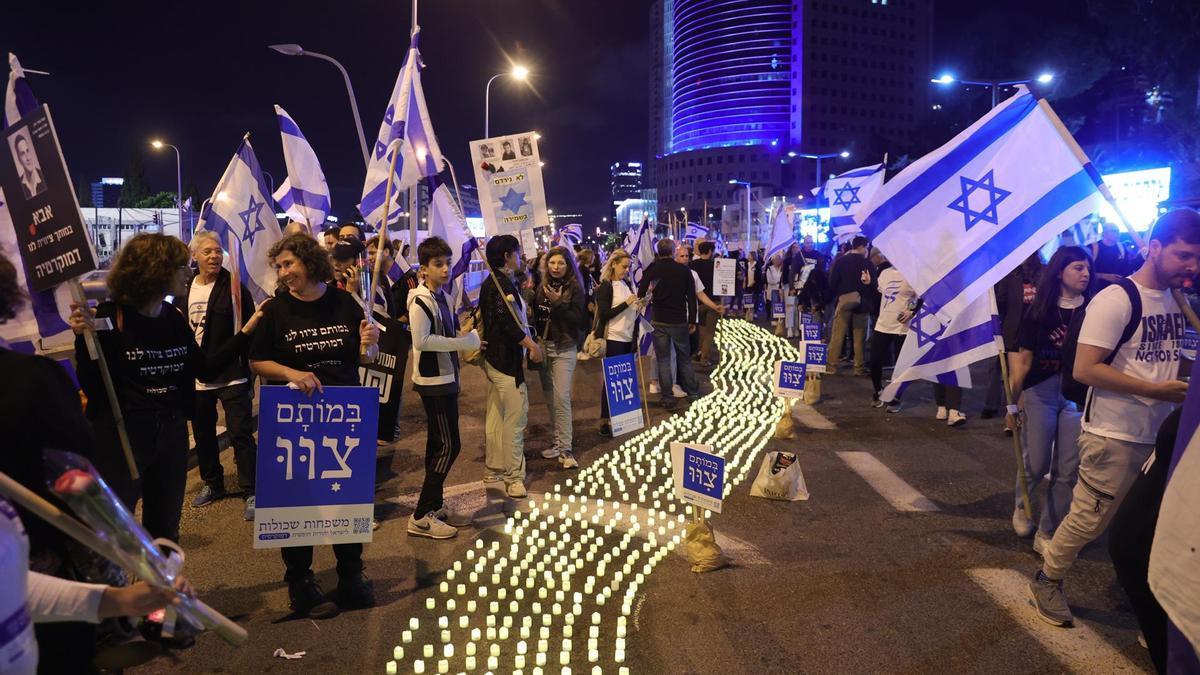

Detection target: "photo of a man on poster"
[501, 139, 516, 160]
[9, 129, 46, 199]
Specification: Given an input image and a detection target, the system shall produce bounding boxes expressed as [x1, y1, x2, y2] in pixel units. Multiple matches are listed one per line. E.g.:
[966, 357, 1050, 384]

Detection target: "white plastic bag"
[750, 451, 809, 501]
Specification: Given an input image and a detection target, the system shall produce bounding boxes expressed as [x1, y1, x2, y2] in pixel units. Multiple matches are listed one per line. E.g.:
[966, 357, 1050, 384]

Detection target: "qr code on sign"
[353, 517, 372, 534]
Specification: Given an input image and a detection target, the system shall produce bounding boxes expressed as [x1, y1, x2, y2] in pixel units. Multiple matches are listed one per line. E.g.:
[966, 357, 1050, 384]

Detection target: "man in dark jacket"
[689, 240, 722, 366]
[826, 235, 876, 376]
[638, 238, 699, 408]
[178, 231, 257, 519]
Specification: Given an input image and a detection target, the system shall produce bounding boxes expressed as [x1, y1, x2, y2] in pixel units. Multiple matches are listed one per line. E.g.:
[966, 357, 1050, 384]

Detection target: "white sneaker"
[935, 406, 948, 420]
[407, 513, 457, 539]
[541, 445, 561, 459]
[648, 382, 661, 395]
[1033, 530, 1052, 556]
[435, 505, 472, 528]
[559, 451, 578, 469]
[947, 410, 967, 427]
[1012, 507, 1036, 538]
[482, 473, 503, 485]
[506, 481, 528, 499]
[672, 384, 687, 398]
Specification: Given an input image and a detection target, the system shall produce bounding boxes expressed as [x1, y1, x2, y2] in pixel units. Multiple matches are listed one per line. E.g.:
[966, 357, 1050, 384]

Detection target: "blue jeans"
[652, 322, 698, 400]
[1017, 374, 1082, 535]
[538, 340, 578, 452]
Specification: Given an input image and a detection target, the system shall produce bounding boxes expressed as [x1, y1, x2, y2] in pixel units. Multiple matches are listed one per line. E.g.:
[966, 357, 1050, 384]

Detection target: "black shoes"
[336, 571, 376, 610]
[288, 574, 340, 619]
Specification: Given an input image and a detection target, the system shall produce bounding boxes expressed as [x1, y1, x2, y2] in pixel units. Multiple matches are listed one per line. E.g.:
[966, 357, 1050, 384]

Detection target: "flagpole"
[367, 139, 403, 359]
[992, 287, 1033, 520]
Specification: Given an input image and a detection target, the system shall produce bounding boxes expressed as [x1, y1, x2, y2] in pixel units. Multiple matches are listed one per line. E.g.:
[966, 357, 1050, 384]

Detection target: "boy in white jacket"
[406, 237, 481, 539]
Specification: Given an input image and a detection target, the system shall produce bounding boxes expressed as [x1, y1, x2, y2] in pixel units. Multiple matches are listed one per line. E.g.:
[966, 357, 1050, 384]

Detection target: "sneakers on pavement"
[1012, 507, 1036, 538]
[885, 401, 903, 414]
[191, 484, 226, 508]
[242, 495, 255, 522]
[935, 406, 948, 420]
[672, 384, 687, 398]
[407, 513, 457, 539]
[482, 473, 503, 485]
[336, 571, 376, 610]
[541, 445, 561, 459]
[947, 410, 967, 427]
[288, 574, 339, 619]
[871, 396, 885, 408]
[435, 505, 472, 528]
[559, 451, 579, 469]
[1028, 570, 1073, 627]
[648, 381, 661, 395]
[1033, 530, 1052, 556]
[506, 481, 528, 499]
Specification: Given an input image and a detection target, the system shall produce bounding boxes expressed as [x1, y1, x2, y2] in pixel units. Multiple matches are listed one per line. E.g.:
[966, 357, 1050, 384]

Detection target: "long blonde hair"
[600, 249, 631, 284]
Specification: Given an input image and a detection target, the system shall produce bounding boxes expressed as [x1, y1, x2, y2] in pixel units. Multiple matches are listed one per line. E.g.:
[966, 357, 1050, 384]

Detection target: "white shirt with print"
[1078, 279, 1184, 444]
[874, 267, 915, 335]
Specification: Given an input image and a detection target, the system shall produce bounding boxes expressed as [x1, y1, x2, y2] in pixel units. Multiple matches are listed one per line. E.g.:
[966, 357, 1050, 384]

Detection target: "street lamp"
[931, 71, 1055, 108]
[485, 65, 530, 138]
[269, 43, 369, 167]
[149, 139, 183, 242]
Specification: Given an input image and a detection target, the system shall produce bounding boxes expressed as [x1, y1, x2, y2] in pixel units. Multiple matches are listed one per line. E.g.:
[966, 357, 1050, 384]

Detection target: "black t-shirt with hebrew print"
[250, 285, 363, 386]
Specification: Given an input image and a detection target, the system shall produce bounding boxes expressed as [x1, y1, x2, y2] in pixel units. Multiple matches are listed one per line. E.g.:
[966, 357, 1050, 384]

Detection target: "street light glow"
[932, 73, 955, 85]
[150, 139, 164, 149]
[1036, 72, 1054, 84]
[839, 151, 850, 158]
[512, 65, 530, 81]
[787, 151, 797, 158]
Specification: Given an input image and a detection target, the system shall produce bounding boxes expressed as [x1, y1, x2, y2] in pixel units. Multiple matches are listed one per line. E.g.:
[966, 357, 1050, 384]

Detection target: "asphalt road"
[129, 318, 1154, 674]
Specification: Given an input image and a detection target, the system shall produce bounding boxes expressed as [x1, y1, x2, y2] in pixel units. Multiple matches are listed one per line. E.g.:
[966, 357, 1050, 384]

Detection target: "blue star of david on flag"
[910, 304, 947, 348]
[239, 195, 265, 245]
[947, 169, 1011, 231]
[831, 183, 861, 210]
[499, 187, 528, 215]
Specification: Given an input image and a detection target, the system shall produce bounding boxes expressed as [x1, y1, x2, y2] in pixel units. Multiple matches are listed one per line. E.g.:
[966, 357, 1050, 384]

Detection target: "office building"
[91, 177, 124, 208]
[610, 162, 644, 226]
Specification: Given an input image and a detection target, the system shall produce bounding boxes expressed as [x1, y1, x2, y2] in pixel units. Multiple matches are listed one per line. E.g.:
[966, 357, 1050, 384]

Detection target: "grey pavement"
[129, 319, 1153, 674]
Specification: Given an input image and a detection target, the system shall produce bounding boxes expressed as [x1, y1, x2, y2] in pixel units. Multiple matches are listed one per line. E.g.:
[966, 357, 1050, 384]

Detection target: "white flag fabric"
[0, 53, 73, 347]
[427, 182, 480, 307]
[880, 292, 1000, 402]
[859, 86, 1105, 324]
[272, 105, 330, 228]
[824, 163, 885, 243]
[683, 223, 709, 241]
[764, 204, 793, 261]
[359, 34, 443, 230]
[623, 218, 654, 284]
[1149, 382, 1200, 659]
[197, 138, 283, 304]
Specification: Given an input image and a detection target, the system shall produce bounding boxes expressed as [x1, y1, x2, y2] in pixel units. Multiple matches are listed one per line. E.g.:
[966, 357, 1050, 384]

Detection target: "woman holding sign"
[593, 250, 645, 437]
[248, 234, 379, 620]
[532, 247, 588, 469]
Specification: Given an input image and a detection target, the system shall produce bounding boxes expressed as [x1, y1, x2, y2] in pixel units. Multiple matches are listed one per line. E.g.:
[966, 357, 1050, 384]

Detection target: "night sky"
[0, 0, 1084, 227]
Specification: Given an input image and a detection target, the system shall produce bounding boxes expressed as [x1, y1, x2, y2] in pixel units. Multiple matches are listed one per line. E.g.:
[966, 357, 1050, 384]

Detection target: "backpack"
[1060, 277, 1141, 408]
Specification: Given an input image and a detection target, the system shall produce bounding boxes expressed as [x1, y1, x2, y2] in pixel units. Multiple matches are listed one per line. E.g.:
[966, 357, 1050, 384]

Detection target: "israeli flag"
[823, 163, 885, 243]
[623, 217, 654, 284]
[558, 223, 583, 248]
[272, 105, 330, 228]
[1148, 378, 1200, 663]
[764, 204, 794, 261]
[197, 138, 283, 304]
[859, 86, 1105, 324]
[428, 181, 480, 306]
[683, 222, 709, 241]
[359, 32, 443, 230]
[0, 52, 73, 346]
[880, 292, 1001, 401]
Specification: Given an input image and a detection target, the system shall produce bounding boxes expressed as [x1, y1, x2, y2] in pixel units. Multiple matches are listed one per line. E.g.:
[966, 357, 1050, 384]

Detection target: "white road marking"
[966, 568, 1143, 673]
[791, 402, 837, 429]
[836, 451, 939, 512]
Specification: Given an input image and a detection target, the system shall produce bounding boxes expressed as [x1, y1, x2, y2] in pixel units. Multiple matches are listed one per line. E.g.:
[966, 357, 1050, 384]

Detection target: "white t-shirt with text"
[1078, 280, 1184, 444]
[187, 279, 246, 391]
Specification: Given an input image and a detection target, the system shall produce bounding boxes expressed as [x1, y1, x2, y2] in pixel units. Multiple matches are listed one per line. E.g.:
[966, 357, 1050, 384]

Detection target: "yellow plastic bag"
[684, 519, 727, 573]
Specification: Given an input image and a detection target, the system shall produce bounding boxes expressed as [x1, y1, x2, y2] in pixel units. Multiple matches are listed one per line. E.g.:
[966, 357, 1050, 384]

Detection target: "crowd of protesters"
[1, 206, 1198, 671]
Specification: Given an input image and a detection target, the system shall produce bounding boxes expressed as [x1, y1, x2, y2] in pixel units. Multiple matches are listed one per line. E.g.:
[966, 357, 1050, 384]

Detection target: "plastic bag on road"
[684, 519, 727, 573]
[750, 451, 809, 501]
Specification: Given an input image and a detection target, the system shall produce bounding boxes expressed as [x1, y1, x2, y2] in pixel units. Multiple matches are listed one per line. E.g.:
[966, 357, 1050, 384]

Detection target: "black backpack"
[1060, 277, 1141, 408]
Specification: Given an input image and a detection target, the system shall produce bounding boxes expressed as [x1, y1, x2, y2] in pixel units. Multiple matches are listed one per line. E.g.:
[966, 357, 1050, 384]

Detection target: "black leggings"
[600, 339, 634, 420]
[868, 331, 906, 397]
[416, 393, 461, 518]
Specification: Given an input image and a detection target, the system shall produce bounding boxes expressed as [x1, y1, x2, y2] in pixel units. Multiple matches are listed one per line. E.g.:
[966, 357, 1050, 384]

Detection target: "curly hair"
[268, 233, 333, 286]
[0, 246, 25, 321]
[107, 233, 189, 307]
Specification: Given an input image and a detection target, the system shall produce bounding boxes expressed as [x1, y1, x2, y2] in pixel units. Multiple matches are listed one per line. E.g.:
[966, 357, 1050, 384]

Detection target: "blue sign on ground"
[805, 342, 828, 374]
[603, 352, 645, 436]
[773, 360, 807, 398]
[670, 442, 725, 513]
[254, 386, 378, 548]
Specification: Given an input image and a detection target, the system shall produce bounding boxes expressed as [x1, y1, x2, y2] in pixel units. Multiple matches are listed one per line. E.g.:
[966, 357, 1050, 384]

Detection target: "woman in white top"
[592, 250, 645, 436]
[871, 259, 916, 411]
[765, 253, 786, 331]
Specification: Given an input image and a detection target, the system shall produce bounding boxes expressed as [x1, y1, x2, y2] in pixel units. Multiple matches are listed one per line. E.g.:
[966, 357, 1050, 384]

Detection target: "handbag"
[582, 283, 609, 359]
[459, 306, 485, 366]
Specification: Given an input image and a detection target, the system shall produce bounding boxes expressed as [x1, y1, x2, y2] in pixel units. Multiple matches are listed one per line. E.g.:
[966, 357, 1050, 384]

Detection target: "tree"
[75, 176, 93, 207]
[134, 191, 177, 209]
[182, 180, 203, 210]
[118, 151, 150, 207]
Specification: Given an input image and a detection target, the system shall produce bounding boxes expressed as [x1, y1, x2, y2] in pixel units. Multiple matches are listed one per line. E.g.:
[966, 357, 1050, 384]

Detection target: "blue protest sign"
[800, 311, 815, 324]
[801, 323, 822, 342]
[603, 352, 644, 436]
[805, 342, 827, 374]
[1184, 327, 1199, 361]
[670, 442, 725, 513]
[254, 386, 378, 548]
[771, 291, 785, 319]
[773, 360, 806, 398]
[742, 293, 753, 307]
